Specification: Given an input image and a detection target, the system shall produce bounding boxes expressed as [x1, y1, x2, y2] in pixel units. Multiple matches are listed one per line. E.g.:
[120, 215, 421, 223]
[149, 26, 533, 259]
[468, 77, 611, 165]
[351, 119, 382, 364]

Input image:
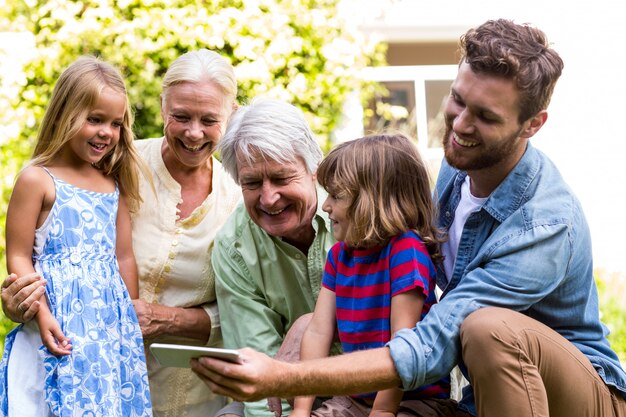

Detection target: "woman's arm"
[369, 289, 424, 417]
[116, 194, 139, 299]
[132, 299, 213, 342]
[290, 287, 337, 417]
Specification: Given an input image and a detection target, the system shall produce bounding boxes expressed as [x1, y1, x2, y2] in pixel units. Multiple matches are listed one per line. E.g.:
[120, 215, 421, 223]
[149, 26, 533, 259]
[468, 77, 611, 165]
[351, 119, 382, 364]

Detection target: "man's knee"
[460, 307, 518, 367]
[460, 307, 509, 342]
[275, 312, 314, 363]
[290, 312, 313, 335]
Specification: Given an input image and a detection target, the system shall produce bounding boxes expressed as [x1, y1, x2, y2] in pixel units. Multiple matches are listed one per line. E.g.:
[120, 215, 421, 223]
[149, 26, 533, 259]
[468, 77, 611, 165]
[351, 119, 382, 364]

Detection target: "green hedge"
[596, 271, 626, 363]
[0, 0, 386, 353]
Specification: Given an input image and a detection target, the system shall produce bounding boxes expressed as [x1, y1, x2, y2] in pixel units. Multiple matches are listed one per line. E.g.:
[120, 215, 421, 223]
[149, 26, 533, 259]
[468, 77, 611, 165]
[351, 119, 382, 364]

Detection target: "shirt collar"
[312, 186, 331, 236]
[481, 142, 541, 222]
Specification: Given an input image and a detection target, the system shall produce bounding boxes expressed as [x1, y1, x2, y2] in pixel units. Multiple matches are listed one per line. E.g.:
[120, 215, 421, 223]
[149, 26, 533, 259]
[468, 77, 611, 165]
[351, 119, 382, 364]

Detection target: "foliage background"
[0, 0, 385, 348]
[596, 270, 626, 363]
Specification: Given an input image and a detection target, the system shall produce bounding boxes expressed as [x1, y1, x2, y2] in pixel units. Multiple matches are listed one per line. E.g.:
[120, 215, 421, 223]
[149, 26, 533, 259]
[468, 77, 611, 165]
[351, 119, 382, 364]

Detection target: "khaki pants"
[461, 307, 626, 417]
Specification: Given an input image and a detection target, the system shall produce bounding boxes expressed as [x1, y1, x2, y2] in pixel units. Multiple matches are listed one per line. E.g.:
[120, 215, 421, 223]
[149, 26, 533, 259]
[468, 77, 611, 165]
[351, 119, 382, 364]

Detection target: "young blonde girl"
[0, 56, 152, 416]
[290, 134, 454, 417]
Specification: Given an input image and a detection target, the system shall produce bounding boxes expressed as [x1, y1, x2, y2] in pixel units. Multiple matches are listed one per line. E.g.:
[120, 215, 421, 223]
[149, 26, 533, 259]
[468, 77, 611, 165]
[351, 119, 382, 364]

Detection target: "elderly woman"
[211, 98, 336, 417]
[1, 49, 241, 417]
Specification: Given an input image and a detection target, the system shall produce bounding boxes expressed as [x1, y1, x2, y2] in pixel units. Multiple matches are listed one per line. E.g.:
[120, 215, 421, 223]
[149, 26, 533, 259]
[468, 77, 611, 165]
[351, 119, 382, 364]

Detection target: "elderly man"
[211, 98, 336, 417]
[192, 19, 626, 417]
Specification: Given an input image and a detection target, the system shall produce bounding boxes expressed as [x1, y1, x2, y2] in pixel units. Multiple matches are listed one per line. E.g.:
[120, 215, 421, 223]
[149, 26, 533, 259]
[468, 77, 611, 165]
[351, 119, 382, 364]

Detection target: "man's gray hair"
[219, 98, 323, 184]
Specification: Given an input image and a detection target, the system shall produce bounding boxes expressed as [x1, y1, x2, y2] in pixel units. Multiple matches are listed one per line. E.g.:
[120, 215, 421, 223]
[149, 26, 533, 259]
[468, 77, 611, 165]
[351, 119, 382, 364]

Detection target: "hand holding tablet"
[150, 343, 241, 368]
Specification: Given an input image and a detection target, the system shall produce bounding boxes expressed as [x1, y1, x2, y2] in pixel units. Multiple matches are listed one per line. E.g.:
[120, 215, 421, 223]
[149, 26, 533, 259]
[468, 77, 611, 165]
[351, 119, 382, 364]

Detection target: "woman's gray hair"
[161, 49, 237, 108]
[219, 98, 324, 184]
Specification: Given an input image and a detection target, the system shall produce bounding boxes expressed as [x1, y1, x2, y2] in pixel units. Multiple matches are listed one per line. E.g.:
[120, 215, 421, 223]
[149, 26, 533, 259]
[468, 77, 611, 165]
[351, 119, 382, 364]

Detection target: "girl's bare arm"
[115, 194, 139, 299]
[6, 167, 71, 355]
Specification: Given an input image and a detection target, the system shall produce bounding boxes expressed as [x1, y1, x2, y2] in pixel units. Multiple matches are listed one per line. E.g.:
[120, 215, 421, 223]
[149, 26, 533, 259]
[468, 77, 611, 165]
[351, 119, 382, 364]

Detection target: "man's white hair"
[219, 98, 323, 183]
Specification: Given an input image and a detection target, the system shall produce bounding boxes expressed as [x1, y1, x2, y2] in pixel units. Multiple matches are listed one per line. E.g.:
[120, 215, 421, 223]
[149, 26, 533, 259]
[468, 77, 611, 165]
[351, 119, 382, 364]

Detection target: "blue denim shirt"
[387, 143, 626, 414]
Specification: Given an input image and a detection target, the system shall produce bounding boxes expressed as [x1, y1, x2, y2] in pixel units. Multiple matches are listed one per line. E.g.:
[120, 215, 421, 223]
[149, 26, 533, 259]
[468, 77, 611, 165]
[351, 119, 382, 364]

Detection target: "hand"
[191, 347, 289, 402]
[37, 312, 72, 356]
[1, 272, 46, 323]
[132, 298, 163, 340]
[270, 395, 295, 412]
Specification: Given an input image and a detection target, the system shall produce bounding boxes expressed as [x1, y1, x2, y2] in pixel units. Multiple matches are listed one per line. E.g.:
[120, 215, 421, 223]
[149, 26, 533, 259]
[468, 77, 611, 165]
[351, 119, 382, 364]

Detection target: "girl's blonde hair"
[317, 133, 442, 262]
[30, 55, 148, 212]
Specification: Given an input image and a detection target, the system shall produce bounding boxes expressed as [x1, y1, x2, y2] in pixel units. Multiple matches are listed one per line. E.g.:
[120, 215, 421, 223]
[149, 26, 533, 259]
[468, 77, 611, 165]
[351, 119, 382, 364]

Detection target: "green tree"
[0, 0, 386, 345]
[596, 271, 626, 363]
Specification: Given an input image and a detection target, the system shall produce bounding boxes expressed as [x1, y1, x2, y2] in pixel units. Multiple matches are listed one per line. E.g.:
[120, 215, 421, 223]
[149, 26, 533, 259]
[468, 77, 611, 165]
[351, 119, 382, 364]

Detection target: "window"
[360, 65, 458, 176]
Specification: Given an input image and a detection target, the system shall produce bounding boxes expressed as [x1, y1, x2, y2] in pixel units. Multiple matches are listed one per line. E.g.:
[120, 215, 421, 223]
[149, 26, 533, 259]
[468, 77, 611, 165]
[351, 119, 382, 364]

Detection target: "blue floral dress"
[0, 169, 152, 416]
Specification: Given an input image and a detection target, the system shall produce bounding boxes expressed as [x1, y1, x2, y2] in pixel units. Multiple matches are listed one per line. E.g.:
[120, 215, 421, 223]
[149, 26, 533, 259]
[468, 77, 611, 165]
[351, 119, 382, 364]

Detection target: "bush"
[1, 0, 384, 145]
[0, 0, 386, 347]
[596, 270, 626, 363]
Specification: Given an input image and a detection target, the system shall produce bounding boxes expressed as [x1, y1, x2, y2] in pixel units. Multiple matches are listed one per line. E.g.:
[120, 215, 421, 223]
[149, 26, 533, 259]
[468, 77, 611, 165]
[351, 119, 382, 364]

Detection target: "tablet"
[149, 343, 241, 368]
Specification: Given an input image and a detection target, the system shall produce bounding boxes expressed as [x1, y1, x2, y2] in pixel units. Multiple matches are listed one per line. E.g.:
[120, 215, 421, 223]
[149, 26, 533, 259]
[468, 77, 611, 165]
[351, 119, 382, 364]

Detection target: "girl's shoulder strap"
[38, 166, 54, 179]
[36, 166, 59, 187]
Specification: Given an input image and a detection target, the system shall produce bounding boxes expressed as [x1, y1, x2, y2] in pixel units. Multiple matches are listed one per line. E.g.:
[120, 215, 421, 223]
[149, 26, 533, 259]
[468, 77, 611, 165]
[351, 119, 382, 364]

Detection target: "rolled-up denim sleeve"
[388, 296, 478, 389]
[388, 221, 572, 390]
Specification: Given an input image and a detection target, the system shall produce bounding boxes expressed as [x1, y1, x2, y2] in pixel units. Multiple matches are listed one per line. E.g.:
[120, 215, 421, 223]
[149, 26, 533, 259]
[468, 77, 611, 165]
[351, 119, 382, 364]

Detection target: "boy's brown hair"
[317, 133, 442, 262]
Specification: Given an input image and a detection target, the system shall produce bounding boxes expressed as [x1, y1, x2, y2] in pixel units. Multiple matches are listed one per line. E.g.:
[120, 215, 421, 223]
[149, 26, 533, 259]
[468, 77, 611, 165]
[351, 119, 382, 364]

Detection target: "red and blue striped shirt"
[322, 230, 449, 399]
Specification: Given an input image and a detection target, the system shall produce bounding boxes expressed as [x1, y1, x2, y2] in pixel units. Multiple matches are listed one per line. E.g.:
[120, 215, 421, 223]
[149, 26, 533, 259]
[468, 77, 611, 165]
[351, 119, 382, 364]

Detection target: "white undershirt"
[442, 176, 488, 280]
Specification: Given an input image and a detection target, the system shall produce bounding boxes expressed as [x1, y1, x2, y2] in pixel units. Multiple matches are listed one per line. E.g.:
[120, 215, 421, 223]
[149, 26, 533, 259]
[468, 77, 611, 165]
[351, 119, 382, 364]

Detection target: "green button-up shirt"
[213, 192, 335, 417]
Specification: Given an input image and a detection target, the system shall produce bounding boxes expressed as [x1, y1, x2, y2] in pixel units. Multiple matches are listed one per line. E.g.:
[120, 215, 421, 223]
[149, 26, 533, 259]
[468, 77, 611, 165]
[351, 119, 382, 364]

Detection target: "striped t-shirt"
[322, 230, 449, 399]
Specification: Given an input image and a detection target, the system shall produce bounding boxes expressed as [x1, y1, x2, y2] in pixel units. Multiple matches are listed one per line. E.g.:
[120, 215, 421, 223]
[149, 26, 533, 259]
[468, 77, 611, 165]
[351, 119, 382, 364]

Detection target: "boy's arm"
[290, 287, 337, 417]
[116, 194, 139, 299]
[370, 289, 424, 417]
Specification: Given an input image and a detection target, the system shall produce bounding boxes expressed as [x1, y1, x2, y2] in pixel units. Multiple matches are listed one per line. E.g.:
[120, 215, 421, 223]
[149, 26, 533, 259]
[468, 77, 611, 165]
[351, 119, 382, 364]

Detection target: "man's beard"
[442, 124, 523, 172]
